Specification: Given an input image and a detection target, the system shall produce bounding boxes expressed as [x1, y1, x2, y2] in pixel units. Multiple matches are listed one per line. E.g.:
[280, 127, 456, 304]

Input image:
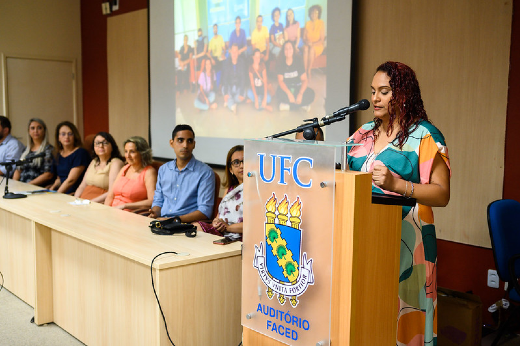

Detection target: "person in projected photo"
[303, 4, 325, 81]
[284, 8, 301, 54]
[193, 28, 207, 71]
[247, 49, 272, 112]
[194, 58, 218, 111]
[177, 34, 193, 93]
[251, 15, 269, 60]
[347, 61, 451, 346]
[270, 7, 285, 58]
[276, 41, 315, 111]
[208, 23, 226, 88]
[222, 44, 247, 113]
[229, 16, 247, 57]
[192, 28, 208, 92]
[195, 145, 243, 241]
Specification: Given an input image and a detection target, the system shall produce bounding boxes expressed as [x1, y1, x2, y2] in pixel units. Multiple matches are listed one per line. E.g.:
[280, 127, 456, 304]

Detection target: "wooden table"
[0, 180, 242, 346]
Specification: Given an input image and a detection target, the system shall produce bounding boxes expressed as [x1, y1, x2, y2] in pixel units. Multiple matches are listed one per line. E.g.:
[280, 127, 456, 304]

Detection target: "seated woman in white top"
[196, 145, 244, 240]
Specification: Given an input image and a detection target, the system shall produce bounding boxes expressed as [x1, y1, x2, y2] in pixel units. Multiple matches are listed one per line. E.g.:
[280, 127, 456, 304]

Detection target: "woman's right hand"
[287, 93, 296, 104]
[212, 218, 227, 232]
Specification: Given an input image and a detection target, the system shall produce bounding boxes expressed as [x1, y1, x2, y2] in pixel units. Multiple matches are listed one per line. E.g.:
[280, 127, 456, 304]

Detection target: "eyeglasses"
[230, 159, 244, 167]
[59, 132, 73, 137]
[94, 141, 110, 147]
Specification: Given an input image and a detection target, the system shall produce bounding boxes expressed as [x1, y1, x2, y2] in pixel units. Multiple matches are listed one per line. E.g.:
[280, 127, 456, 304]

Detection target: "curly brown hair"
[372, 61, 429, 149]
[308, 4, 322, 19]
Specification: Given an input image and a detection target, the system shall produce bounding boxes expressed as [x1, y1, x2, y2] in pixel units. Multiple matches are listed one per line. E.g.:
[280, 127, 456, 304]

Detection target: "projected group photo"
[174, 0, 327, 139]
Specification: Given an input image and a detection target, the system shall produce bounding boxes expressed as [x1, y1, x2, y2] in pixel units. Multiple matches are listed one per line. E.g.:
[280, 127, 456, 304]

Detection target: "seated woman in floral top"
[196, 145, 243, 240]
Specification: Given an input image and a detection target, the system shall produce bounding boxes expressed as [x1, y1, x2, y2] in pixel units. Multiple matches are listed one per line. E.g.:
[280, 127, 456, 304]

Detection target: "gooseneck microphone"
[17, 152, 46, 164]
[318, 99, 370, 126]
[270, 99, 370, 139]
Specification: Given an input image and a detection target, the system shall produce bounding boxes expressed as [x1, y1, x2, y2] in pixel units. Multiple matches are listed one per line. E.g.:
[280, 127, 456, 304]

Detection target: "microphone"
[334, 99, 370, 116]
[11, 152, 46, 166]
[318, 99, 370, 126]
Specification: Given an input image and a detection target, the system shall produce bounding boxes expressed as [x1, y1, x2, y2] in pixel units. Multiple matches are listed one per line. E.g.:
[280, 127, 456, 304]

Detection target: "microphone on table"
[15, 152, 46, 166]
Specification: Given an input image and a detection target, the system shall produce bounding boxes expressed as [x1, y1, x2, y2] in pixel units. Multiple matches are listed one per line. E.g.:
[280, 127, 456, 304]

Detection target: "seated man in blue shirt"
[0, 116, 25, 177]
[149, 124, 215, 222]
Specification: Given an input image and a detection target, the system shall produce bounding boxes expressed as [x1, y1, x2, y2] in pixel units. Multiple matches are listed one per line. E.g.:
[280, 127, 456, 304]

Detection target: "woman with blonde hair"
[105, 136, 157, 211]
[13, 118, 55, 186]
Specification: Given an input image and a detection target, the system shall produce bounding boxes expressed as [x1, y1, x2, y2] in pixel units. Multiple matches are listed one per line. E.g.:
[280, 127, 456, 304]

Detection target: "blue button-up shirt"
[0, 134, 25, 177]
[151, 156, 215, 218]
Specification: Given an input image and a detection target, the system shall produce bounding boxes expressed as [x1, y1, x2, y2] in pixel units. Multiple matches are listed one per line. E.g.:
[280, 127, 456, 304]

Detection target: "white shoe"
[279, 103, 290, 111]
[231, 104, 237, 113]
[301, 105, 311, 112]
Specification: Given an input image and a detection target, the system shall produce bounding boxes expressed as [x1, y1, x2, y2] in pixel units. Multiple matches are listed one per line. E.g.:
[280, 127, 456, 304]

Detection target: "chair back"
[487, 199, 520, 282]
[212, 171, 221, 219]
[84, 134, 96, 157]
[151, 160, 164, 172]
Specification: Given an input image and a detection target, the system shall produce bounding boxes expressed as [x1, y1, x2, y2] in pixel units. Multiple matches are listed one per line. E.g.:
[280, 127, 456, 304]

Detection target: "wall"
[351, 0, 517, 326]
[441, 0, 520, 326]
[80, 0, 148, 137]
[504, 1, 520, 202]
[0, 0, 83, 132]
[352, 0, 512, 248]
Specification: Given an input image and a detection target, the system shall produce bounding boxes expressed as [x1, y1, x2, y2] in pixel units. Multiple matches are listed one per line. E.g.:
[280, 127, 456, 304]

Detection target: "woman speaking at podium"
[347, 61, 451, 346]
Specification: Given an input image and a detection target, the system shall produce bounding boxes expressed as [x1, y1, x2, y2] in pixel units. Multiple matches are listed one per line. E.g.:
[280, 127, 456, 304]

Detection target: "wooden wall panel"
[107, 9, 149, 146]
[352, 1, 513, 247]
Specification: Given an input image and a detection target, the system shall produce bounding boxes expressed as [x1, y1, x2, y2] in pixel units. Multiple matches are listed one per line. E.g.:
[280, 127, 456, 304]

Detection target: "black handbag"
[149, 217, 197, 238]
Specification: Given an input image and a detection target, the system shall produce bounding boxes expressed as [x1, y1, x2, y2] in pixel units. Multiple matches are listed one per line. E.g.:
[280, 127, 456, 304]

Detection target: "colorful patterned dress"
[347, 120, 450, 346]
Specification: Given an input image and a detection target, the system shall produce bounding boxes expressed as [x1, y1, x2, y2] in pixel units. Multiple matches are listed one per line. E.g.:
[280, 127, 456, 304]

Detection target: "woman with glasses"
[74, 132, 124, 203]
[49, 121, 91, 194]
[13, 118, 55, 186]
[196, 145, 244, 240]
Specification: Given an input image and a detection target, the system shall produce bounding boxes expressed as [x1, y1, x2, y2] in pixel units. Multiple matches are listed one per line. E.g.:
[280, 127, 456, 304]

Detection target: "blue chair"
[487, 199, 520, 346]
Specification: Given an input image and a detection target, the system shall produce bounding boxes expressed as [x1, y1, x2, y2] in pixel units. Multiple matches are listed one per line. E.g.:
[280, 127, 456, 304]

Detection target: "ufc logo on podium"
[257, 153, 313, 188]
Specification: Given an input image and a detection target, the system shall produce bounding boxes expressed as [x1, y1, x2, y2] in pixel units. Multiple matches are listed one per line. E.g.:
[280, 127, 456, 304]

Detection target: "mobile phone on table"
[213, 237, 238, 245]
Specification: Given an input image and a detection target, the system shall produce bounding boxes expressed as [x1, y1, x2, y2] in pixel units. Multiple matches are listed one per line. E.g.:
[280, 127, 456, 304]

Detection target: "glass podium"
[241, 138, 402, 345]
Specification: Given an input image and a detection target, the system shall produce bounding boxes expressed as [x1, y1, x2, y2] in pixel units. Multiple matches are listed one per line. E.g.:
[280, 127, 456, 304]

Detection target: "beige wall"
[352, 1, 512, 247]
[0, 0, 83, 133]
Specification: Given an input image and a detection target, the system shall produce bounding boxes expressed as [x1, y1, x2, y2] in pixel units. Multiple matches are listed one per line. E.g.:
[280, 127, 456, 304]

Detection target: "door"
[4, 56, 77, 144]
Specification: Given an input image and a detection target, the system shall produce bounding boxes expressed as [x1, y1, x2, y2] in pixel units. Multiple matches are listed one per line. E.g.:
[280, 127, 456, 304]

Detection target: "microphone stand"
[270, 117, 322, 140]
[1, 162, 26, 199]
[269, 113, 348, 140]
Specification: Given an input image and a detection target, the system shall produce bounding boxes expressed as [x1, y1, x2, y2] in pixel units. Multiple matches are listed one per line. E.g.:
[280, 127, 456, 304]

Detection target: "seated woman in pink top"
[284, 8, 301, 54]
[105, 136, 157, 211]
